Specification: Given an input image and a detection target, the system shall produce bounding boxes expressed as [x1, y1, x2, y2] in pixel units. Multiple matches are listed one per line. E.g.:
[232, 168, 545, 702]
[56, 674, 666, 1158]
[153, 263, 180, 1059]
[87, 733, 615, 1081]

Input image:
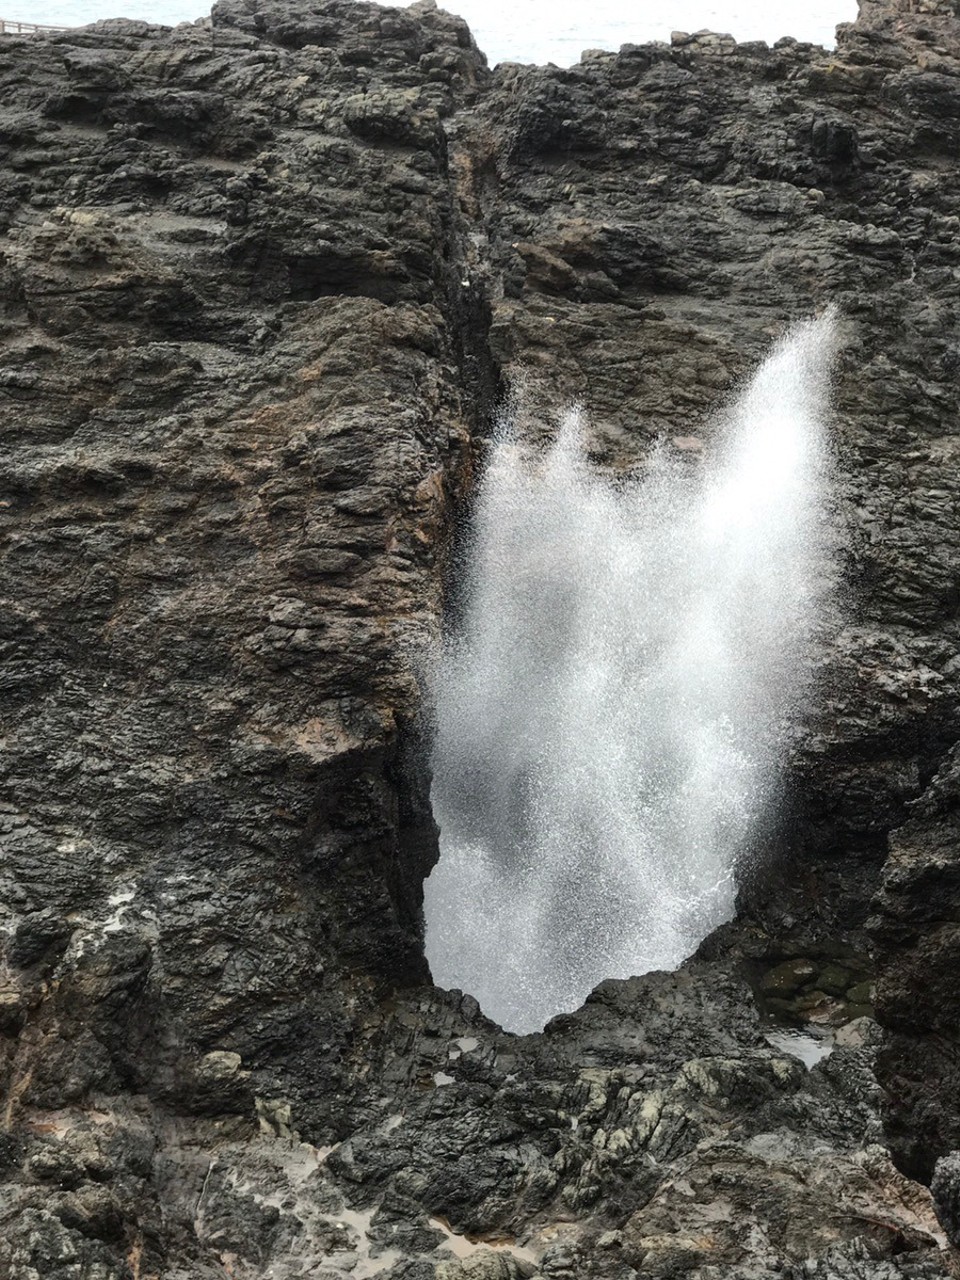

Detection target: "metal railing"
[0, 17, 73, 33]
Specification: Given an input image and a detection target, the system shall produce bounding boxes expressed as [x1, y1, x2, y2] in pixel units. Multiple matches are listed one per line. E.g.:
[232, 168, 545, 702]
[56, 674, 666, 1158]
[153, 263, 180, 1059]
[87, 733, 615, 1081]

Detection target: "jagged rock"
[871, 745, 960, 1181]
[0, 0, 959, 1276]
[933, 1153, 960, 1249]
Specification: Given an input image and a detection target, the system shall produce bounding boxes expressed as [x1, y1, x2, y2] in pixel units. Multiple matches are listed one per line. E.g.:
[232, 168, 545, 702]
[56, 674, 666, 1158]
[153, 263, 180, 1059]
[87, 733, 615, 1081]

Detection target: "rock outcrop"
[0, 0, 959, 1275]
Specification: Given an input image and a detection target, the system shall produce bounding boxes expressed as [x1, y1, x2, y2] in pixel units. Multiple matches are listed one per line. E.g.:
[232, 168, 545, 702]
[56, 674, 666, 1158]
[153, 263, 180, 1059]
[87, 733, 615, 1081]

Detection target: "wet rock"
[804, 995, 852, 1027]
[932, 1153, 960, 1248]
[834, 1017, 882, 1051]
[845, 1002, 875, 1022]
[872, 745, 960, 1180]
[761, 958, 818, 996]
[819, 964, 855, 997]
[847, 981, 875, 1006]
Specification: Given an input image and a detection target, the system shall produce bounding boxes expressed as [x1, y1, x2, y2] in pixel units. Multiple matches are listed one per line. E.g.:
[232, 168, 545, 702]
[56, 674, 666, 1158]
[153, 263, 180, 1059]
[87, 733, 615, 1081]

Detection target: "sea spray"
[424, 312, 838, 1033]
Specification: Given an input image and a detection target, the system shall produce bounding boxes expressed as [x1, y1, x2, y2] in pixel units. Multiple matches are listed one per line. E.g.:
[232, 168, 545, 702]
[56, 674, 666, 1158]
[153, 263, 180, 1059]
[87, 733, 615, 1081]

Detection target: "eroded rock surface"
[872, 746, 960, 1183]
[0, 0, 959, 1275]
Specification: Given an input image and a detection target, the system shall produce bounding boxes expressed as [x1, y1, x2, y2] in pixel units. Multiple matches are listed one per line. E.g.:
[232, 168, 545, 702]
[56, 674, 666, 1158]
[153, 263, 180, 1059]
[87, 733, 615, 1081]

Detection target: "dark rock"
[932, 1152, 960, 1248]
[761, 957, 818, 995]
[8, 910, 75, 969]
[871, 745, 960, 1181]
[848, 983, 875, 1009]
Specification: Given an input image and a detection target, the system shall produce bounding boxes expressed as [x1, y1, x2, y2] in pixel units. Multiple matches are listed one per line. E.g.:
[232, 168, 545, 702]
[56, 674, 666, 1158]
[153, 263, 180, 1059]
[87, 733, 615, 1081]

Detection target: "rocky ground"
[0, 0, 959, 1275]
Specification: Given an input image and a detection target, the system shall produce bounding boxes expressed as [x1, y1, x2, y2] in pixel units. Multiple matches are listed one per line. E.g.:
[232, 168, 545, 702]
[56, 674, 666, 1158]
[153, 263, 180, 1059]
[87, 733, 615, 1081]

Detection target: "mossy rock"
[765, 997, 802, 1019]
[761, 958, 817, 996]
[797, 991, 850, 1025]
[844, 1002, 874, 1021]
[817, 963, 854, 996]
[796, 988, 831, 1010]
[846, 981, 874, 1005]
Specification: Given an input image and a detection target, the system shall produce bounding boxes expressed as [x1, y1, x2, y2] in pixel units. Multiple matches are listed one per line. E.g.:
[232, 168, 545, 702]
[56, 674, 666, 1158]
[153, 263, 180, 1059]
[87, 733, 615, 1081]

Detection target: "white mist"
[424, 312, 838, 1033]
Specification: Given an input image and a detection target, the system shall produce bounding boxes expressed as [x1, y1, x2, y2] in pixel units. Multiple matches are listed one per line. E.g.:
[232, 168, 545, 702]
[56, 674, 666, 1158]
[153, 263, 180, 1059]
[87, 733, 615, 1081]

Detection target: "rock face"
[0, 0, 959, 1275]
[873, 746, 960, 1183]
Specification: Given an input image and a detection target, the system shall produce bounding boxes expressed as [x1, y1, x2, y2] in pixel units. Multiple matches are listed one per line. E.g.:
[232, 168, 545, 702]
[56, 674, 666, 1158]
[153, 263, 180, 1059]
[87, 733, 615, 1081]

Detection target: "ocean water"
[10, 0, 857, 64]
[424, 314, 839, 1032]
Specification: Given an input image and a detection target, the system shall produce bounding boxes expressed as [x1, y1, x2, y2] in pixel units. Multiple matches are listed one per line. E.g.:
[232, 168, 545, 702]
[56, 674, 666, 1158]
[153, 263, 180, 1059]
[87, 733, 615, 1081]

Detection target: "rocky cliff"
[1, 0, 959, 1276]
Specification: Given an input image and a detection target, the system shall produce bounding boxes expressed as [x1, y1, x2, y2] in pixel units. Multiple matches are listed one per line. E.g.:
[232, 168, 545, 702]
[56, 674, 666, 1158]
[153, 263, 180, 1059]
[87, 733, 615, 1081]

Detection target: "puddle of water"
[335, 1207, 404, 1279]
[765, 1027, 833, 1069]
[429, 1216, 538, 1265]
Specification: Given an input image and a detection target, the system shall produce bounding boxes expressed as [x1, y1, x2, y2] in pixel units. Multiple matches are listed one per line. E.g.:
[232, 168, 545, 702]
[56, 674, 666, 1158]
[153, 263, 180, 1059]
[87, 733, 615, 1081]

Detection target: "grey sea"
[11, 0, 855, 65]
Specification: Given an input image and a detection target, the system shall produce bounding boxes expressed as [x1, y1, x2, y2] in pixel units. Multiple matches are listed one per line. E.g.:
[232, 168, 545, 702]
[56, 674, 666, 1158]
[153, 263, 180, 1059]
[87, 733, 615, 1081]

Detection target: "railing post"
[0, 17, 73, 34]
